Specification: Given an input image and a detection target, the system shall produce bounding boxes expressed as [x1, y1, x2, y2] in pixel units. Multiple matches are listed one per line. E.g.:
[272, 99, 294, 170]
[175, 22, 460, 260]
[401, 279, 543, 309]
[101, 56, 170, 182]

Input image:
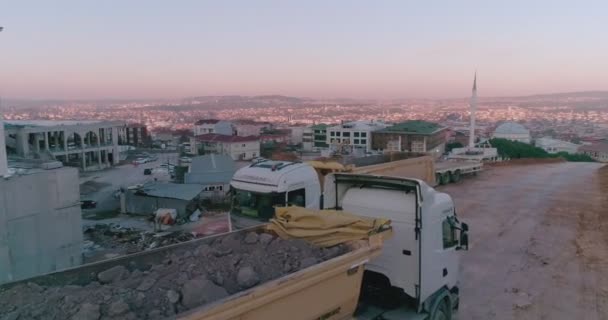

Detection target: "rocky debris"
[0, 232, 348, 319]
[259, 233, 274, 246]
[236, 266, 260, 289]
[97, 265, 128, 284]
[243, 232, 259, 244]
[167, 290, 180, 304]
[83, 224, 196, 263]
[71, 303, 100, 320]
[108, 300, 130, 316]
[181, 277, 228, 309]
[136, 277, 156, 291]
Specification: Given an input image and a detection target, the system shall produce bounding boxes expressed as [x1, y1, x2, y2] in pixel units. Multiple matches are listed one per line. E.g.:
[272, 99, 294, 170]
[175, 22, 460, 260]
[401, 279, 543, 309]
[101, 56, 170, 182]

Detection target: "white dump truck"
[0, 174, 469, 320]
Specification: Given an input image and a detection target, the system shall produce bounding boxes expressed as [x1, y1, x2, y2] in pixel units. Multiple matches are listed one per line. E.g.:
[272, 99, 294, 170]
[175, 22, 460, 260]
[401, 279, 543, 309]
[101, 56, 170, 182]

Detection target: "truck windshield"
[231, 189, 286, 220]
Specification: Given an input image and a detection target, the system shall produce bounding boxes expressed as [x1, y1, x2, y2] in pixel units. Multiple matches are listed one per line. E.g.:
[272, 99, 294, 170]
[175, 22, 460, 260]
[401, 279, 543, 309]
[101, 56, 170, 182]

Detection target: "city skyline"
[1, 1, 608, 100]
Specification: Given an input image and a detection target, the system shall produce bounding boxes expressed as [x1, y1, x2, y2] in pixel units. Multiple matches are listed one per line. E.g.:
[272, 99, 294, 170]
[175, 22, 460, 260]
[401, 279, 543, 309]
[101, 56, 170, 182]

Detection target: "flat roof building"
[327, 120, 387, 153]
[4, 120, 126, 171]
[372, 120, 447, 156]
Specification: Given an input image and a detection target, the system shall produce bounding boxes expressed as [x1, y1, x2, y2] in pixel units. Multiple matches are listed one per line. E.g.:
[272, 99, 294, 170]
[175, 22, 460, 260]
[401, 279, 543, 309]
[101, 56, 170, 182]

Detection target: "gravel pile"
[0, 231, 347, 320]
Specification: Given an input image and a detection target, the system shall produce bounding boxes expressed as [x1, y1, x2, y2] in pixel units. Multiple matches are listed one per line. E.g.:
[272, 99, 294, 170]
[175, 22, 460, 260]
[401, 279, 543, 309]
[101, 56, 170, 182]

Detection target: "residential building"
[259, 129, 291, 144]
[579, 141, 608, 162]
[493, 122, 531, 144]
[326, 120, 387, 152]
[372, 120, 447, 155]
[191, 134, 260, 160]
[231, 120, 272, 137]
[119, 123, 150, 147]
[0, 157, 82, 284]
[302, 127, 313, 152]
[311, 124, 329, 149]
[185, 154, 236, 198]
[3, 120, 124, 171]
[535, 137, 580, 154]
[193, 119, 233, 136]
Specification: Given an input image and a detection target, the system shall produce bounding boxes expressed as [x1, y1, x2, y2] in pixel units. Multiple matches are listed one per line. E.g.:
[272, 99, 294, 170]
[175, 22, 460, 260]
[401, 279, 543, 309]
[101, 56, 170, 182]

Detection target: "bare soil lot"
[441, 162, 608, 320]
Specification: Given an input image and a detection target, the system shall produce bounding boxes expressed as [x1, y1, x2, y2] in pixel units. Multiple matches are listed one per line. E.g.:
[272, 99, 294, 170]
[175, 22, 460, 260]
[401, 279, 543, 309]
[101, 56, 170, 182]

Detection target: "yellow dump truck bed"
[179, 230, 389, 320]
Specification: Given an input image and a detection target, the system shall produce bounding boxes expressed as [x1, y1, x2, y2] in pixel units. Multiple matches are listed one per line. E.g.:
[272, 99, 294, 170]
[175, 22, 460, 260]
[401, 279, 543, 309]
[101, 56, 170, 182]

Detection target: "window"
[242, 144, 246, 147]
[218, 185, 223, 191]
[360, 139, 366, 145]
[342, 132, 350, 137]
[330, 131, 335, 137]
[231, 189, 286, 220]
[442, 217, 458, 248]
[354, 132, 360, 137]
[209, 186, 216, 191]
[287, 188, 306, 207]
[354, 139, 360, 144]
[361, 132, 367, 138]
[252, 152, 256, 157]
[336, 132, 341, 137]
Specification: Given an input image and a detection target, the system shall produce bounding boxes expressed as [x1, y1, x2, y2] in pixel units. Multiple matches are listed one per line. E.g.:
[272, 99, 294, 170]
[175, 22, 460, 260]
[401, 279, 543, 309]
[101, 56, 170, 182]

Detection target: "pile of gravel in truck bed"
[0, 231, 347, 320]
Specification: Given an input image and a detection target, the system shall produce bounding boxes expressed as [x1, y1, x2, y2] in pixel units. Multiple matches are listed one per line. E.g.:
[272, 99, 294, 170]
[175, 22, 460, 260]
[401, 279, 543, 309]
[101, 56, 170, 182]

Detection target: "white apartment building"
[326, 120, 387, 152]
[191, 134, 260, 160]
[193, 119, 233, 136]
[535, 137, 580, 154]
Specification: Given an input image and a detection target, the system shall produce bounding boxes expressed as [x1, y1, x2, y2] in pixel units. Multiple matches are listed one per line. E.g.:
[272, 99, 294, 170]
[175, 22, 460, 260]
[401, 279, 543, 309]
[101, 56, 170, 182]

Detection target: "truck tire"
[440, 172, 451, 185]
[430, 298, 451, 320]
[451, 170, 461, 183]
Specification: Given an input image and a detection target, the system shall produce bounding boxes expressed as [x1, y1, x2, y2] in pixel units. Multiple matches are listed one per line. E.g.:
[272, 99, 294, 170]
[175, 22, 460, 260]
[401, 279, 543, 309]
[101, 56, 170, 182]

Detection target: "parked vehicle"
[143, 168, 152, 175]
[80, 200, 97, 209]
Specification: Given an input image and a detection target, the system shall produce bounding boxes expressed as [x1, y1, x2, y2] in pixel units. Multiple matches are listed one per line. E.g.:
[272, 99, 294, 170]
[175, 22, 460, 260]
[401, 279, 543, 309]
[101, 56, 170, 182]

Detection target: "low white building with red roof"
[190, 134, 260, 161]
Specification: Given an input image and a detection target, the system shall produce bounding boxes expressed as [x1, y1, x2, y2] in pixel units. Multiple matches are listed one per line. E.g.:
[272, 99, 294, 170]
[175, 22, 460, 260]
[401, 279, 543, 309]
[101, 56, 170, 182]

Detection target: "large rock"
[71, 303, 100, 320]
[237, 266, 260, 289]
[181, 276, 228, 309]
[136, 277, 156, 291]
[167, 289, 180, 304]
[259, 233, 274, 246]
[108, 300, 130, 317]
[299, 257, 318, 269]
[97, 266, 128, 284]
[243, 232, 259, 244]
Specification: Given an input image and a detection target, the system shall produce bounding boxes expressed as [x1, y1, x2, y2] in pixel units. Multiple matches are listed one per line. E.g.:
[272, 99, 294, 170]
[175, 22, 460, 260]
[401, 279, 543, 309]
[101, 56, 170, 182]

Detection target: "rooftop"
[579, 141, 608, 153]
[189, 154, 235, 173]
[136, 182, 205, 201]
[311, 123, 329, 130]
[494, 122, 530, 135]
[194, 119, 221, 125]
[195, 133, 259, 143]
[3, 120, 123, 129]
[328, 120, 387, 131]
[379, 120, 445, 135]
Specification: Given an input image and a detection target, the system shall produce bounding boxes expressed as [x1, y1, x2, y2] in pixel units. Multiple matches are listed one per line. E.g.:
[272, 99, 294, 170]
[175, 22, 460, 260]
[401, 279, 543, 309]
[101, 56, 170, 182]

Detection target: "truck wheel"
[441, 172, 451, 185]
[431, 299, 451, 320]
[451, 170, 461, 183]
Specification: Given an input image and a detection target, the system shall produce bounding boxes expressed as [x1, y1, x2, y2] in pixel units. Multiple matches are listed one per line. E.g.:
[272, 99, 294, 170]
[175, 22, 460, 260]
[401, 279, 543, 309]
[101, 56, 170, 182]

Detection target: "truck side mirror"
[459, 231, 469, 251]
[461, 222, 469, 232]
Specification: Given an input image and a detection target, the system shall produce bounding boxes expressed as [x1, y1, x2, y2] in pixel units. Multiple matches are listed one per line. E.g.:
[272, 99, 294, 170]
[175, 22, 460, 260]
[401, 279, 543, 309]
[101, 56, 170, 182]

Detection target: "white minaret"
[0, 119, 7, 177]
[468, 72, 477, 149]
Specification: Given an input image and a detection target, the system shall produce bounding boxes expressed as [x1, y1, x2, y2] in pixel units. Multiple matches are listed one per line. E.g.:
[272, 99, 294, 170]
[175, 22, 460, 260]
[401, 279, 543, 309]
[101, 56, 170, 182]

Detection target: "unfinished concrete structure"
[0, 158, 83, 284]
[3, 120, 125, 171]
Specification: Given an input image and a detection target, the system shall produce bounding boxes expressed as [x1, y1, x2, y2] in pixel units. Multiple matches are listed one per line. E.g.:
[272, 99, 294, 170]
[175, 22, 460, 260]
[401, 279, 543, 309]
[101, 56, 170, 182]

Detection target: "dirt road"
[441, 162, 608, 320]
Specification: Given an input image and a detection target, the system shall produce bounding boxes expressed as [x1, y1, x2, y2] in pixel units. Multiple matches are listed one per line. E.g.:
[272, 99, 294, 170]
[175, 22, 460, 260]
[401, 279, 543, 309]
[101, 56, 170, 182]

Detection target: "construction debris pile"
[0, 231, 347, 320]
[83, 224, 196, 261]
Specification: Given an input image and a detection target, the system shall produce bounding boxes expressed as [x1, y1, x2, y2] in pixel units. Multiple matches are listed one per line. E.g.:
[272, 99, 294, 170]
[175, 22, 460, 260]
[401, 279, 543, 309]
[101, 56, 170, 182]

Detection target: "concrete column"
[44, 131, 49, 151]
[34, 133, 40, 153]
[96, 131, 101, 147]
[106, 149, 110, 164]
[79, 133, 85, 149]
[81, 152, 86, 170]
[97, 150, 102, 167]
[63, 131, 69, 156]
[112, 127, 119, 165]
[16, 130, 29, 156]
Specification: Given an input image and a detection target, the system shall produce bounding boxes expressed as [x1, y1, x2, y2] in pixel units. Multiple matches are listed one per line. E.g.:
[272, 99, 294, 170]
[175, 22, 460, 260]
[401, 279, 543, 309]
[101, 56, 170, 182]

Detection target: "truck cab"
[323, 173, 469, 320]
[230, 160, 320, 228]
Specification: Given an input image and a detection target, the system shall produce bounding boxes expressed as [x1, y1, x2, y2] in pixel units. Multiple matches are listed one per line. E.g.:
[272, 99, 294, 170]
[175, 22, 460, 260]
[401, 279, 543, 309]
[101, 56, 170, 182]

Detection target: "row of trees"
[489, 138, 595, 162]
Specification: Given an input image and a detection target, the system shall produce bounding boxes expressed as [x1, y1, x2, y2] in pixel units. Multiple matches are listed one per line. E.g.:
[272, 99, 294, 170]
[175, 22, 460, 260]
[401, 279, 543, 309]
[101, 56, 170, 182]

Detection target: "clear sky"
[1, 0, 607, 99]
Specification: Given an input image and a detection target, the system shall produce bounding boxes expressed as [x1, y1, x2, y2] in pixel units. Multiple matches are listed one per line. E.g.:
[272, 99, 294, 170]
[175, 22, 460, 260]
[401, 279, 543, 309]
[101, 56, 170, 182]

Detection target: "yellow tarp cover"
[305, 161, 346, 171]
[266, 206, 391, 247]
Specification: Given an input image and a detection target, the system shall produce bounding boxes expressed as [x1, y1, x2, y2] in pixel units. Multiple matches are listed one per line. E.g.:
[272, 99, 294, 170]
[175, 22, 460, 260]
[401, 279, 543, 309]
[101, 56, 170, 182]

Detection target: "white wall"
[0, 167, 82, 284]
[227, 140, 260, 160]
[0, 123, 7, 177]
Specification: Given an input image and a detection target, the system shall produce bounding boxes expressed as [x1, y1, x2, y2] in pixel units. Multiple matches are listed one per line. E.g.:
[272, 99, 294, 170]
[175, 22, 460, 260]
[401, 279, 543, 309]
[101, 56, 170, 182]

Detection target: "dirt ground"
[441, 162, 608, 320]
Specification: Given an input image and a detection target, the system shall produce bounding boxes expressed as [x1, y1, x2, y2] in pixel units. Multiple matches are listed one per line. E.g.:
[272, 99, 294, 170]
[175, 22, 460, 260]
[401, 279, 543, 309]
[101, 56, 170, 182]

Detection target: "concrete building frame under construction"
[4, 120, 125, 171]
